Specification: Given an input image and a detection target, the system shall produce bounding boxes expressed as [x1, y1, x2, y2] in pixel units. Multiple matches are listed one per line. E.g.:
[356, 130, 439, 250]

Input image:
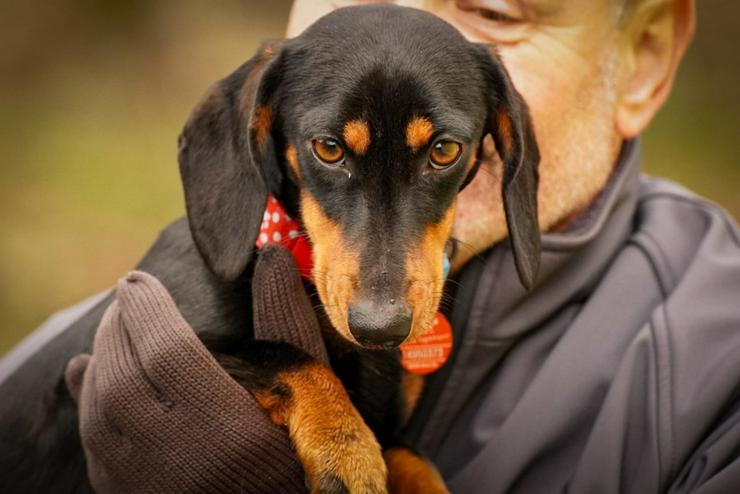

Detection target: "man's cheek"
[498, 35, 601, 150]
[500, 36, 593, 110]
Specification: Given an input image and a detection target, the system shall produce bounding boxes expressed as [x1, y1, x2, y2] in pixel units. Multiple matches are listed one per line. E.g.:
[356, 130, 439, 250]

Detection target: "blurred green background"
[1, 1, 738, 355]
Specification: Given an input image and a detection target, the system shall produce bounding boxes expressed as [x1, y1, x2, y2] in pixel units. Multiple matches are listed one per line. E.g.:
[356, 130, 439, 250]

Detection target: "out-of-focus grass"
[0, 0, 292, 353]
[642, 1, 740, 216]
[1, 1, 738, 355]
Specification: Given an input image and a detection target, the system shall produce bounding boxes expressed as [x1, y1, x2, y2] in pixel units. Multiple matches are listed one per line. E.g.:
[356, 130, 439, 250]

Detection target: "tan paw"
[384, 447, 449, 494]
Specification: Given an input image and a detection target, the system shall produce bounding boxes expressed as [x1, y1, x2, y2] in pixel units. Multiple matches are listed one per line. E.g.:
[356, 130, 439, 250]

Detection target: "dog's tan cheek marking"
[252, 105, 273, 148]
[300, 191, 359, 343]
[252, 363, 387, 493]
[405, 204, 456, 340]
[406, 116, 434, 152]
[343, 119, 371, 156]
[384, 448, 449, 494]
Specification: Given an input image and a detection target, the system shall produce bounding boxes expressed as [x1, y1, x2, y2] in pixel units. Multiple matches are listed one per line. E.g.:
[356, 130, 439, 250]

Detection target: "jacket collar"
[542, 138, 641, 251]
[462, 139, 642, 342]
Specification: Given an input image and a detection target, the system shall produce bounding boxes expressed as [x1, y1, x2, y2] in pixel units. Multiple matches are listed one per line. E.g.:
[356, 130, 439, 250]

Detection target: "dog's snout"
[348, 298, 412, 348]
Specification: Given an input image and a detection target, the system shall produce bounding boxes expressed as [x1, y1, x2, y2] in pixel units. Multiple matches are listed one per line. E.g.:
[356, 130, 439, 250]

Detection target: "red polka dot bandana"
[255, 196, 314, 281]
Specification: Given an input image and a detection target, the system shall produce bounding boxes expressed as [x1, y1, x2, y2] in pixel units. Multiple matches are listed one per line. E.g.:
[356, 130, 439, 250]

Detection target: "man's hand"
[64, 247, 327, 493]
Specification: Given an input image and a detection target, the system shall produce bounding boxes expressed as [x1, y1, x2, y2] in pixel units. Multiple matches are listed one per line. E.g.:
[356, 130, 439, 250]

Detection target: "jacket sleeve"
[0, 291, 111, 493]
[667, 401, 740, 493]
[0, 291, 108, 386]
[657, 199, 740, 493]
[567, 196, 740, 494]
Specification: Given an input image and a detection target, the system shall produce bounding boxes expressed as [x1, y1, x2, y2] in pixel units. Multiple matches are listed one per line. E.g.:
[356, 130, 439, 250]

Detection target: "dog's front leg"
[216, 342, 387, 494]
[325, 343, 451, 493]
[384, 447, 450, 494]
[253, 360, 387, 494]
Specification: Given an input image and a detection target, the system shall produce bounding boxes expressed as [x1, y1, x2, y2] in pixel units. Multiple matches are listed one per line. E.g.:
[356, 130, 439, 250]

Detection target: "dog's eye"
[312, 138, 345, 166]
[429, 140, 462, 169]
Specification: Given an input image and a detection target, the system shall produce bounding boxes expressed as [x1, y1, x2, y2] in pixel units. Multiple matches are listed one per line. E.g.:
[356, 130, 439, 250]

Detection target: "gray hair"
[615, 0, 639, 24]
[616, 0, 674, 25]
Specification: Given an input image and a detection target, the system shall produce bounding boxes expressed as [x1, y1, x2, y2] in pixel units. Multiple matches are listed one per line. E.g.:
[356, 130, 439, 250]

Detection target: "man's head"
[178, 5, 541, 348]
[288, 0, 695, 269]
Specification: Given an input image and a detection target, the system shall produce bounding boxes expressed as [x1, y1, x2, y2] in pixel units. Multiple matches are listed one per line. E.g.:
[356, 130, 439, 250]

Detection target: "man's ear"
[473, 44, 541, 290]
[178, 41, 285, 282]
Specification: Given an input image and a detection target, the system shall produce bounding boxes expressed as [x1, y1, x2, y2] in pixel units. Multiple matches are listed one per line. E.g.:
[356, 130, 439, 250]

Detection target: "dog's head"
[179, 5, 540, 349]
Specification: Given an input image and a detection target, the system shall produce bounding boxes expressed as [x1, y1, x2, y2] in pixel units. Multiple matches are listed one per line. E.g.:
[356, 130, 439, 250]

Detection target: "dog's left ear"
[473, 44, 542, 290]
[178, 41, 286, 282]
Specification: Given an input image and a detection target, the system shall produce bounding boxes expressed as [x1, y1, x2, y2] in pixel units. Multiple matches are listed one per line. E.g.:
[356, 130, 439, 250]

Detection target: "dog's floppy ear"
[178, 41, 285, 282]
[473, 44, 541, 290]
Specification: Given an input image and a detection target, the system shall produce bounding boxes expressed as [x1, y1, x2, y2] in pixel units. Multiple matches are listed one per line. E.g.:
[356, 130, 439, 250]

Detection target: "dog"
[178, 4, 540, 493]
[0, 4, 539, 494]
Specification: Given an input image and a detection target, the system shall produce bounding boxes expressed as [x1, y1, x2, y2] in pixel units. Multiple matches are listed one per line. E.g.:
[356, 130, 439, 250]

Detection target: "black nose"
[348, 298, 412, 348]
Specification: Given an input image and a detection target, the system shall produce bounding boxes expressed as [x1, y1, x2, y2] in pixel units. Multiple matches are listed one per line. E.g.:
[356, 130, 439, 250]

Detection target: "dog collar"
[257, 195, 453, 374]
[256, 196, 314, 280]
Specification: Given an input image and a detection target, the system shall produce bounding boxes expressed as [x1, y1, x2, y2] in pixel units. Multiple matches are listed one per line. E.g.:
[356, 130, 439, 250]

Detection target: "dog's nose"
[348, 298, 412, 348]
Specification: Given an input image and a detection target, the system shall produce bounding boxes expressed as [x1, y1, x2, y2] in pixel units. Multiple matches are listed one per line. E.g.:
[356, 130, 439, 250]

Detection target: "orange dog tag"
[400, 313, 453, 375]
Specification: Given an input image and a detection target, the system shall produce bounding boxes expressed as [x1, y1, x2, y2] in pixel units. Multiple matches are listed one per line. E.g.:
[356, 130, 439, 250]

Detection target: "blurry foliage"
[0, 0, 292, 353]
[642, 0, 740, 216]
[1, 0, 738, 354]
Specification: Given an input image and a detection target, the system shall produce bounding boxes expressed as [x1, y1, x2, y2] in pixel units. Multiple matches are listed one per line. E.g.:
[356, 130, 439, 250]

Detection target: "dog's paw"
[298, 412, 387, 494]
[384, 447, 450, 494]
[253, 361, 388, 493]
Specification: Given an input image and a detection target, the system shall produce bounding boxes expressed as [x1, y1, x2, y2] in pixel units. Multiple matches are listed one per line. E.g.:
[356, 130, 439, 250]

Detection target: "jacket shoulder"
[632, 176, 740, 296]
[630, 177, 740, 486]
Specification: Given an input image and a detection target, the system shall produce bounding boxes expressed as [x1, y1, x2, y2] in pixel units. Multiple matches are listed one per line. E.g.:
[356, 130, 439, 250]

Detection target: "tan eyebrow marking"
[343, 120, 371, 155]
[406, 116, 434, 152]
[285, 145, 300, 180]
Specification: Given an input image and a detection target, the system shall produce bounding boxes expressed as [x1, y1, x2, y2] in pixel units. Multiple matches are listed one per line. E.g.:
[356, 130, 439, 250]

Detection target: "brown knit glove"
[64, 246, 328, 493]
[251, 244, 329, 365]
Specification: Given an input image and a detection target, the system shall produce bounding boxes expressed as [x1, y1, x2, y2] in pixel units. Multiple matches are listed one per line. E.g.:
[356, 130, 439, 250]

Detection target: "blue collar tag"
[443, 253, 451, 280]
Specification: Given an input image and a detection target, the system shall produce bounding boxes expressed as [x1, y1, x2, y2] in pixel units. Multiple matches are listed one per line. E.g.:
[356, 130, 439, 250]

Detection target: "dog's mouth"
[312, 240, 455, 351]
[300, 192, 457, 350]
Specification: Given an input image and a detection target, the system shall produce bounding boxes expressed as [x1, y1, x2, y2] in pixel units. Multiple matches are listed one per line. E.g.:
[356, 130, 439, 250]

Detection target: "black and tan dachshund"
[177, 5, 540, 492]
[0, 4, 540, 493]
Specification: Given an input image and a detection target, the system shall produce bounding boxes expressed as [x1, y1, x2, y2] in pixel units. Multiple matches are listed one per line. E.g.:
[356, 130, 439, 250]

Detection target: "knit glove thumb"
[251, 244, 329, 365]
[64, 270, 307, 494]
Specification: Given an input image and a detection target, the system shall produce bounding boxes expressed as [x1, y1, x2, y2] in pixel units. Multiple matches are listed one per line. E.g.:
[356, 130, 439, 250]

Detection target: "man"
[2, 0, 739, 492]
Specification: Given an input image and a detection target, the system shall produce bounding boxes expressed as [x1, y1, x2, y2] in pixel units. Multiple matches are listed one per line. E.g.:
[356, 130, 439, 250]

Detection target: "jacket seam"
[662, 303, 678, 484]
[635, 231, 675, 296]
[627, 237, 670, 299]
[649, 305, 678, 491]
[630, 232, 676, 488]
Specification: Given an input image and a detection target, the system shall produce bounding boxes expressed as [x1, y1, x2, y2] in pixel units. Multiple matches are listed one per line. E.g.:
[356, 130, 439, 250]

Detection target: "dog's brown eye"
[430, 140, 462, 169]
[312, 138, 345, 165]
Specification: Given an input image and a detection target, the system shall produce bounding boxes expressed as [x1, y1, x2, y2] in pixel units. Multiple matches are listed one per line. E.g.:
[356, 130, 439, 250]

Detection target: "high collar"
[461, 139, 642, 342]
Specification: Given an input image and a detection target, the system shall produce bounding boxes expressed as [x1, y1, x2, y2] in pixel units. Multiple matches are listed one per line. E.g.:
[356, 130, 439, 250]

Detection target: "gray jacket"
[403, 140, 740, 493]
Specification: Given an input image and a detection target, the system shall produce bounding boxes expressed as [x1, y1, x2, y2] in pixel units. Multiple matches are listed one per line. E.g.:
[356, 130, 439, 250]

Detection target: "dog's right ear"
[178, 41, 285, 282]
[472, 43, 541, 290]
